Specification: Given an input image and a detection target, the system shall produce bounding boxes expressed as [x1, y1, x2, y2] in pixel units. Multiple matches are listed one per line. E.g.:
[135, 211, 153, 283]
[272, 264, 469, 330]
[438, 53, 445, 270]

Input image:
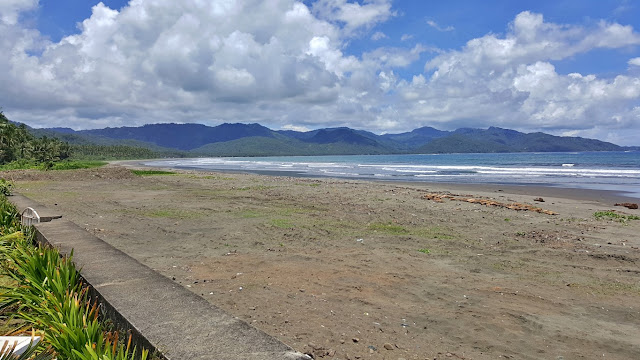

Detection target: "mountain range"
[32, 123, 626, 156]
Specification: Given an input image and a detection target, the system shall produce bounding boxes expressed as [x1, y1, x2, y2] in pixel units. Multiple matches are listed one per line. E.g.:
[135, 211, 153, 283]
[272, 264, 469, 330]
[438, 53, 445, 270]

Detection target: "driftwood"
[614, 202, 638, 210]
[423, 192, 558, 215]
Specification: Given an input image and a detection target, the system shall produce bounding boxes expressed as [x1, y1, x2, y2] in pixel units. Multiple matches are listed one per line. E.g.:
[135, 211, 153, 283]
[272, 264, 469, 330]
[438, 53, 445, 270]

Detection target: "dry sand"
[3, 164, 640, 360]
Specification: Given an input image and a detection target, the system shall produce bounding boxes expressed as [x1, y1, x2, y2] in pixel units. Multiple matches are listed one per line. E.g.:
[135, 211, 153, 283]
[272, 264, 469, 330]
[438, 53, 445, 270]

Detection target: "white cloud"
[404, 11, 640, 141]
[0, 0, 354, 127]
[311, 0, 395, 35]
[282, 124, 311, 132]
[400, 34, 413, 41]
[426, 20, 454, 32]
[371, 31, 387, 41]
[0, 0, 37, 25]
[1, 4, 640, 145]
[363, 44, 429, 68]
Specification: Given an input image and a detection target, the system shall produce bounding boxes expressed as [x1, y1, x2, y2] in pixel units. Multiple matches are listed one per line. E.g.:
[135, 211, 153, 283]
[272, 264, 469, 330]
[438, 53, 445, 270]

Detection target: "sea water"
[145, 151, 640, 198]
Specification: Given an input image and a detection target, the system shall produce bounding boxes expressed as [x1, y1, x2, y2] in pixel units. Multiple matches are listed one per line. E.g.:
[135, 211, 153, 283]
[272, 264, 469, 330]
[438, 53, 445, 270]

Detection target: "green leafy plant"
[0, 200, 20, 234]
[0, 231, 147, 360]
[0, 180, 13, 197]
[0, 337, 55, 360]
[417, 248, 431, 254]
[0, 194, 151, 360]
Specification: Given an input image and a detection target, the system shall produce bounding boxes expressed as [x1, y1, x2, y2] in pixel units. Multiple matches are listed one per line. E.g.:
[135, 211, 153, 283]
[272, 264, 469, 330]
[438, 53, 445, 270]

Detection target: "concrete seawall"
[9, 193, 310, 360]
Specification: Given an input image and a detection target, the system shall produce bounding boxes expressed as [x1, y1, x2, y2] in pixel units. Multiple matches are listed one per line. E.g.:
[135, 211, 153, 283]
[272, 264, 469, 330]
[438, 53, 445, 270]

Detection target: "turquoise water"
[146, 151, 640, 198]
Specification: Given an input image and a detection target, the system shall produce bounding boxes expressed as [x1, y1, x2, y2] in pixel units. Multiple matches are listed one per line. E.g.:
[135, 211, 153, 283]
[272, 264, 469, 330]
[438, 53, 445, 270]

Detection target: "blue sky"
[1, 0, 639, 145]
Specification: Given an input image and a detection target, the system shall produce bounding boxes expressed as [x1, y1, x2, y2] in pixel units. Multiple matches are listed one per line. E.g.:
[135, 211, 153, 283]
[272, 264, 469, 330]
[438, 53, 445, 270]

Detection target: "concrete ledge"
[10, 194, 310, 360]
[8, 194, 62, 222]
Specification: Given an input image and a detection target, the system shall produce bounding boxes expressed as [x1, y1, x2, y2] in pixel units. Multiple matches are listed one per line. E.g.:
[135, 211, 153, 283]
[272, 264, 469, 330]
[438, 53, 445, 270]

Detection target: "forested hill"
[38, 122, 624, 156]
[416, 127, 622, 153]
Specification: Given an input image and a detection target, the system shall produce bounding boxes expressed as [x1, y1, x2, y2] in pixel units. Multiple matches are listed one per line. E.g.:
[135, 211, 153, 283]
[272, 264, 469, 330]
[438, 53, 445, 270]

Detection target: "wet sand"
[4, 164, 640, 360]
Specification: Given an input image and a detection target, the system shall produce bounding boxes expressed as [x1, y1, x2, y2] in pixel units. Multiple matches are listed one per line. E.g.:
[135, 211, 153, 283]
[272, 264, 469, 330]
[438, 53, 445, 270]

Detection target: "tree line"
[0, 110, 71, 166]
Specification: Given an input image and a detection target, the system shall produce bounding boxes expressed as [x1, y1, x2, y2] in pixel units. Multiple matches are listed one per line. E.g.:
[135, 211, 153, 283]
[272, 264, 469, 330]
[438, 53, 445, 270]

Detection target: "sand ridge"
[5, 165, 640, 360]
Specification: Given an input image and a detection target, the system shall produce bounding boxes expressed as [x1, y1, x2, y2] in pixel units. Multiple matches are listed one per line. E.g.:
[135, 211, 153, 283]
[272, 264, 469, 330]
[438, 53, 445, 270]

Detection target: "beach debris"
[534, 197, 545, 202]
[383, 343, 395, 350]
[356, 238, 364, 243]
[615, 202, 638, 209]
[422, 192, 557, 215]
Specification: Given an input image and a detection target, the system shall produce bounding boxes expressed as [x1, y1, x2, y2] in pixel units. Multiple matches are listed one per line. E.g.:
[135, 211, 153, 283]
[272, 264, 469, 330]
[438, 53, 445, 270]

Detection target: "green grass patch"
[594, 210, 640, 222]
[239, 210, 266, 218]
[295, 182, 321, 187]
[50, 160, 107, 170]
[567, 280, 640, 296]
[0, 160, 38, 170]
[0, 160, 107, 171]
[131, 169, 176, 176]
[270, 219, 294, 228]
[368, 222, 409, 235]
[417, 248, 431, 254]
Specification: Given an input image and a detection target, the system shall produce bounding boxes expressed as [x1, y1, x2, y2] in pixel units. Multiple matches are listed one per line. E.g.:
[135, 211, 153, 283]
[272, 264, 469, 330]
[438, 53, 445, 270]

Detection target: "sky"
[1, 1, 639, 145]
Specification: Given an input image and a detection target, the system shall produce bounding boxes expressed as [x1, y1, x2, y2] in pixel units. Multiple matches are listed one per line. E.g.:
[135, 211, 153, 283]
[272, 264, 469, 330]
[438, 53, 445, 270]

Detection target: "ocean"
[145, 151, 640, 198]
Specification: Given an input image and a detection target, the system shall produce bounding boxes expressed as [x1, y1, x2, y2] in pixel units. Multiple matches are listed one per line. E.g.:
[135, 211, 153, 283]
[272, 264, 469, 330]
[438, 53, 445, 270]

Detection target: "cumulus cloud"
[629, 57, 640, 66]
[311, 0, 395, 35]
[0, 1, 357, 127]
[1, 4, 640, 145]
[404, 11, 640, 142]
[0, 0, 37, 25]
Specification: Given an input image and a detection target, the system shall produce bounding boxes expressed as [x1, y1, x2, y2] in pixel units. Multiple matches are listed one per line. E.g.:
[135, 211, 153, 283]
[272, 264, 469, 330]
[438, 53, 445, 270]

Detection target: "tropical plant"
[0, 337, 55, 360]
[0, 232, 148, 360]
[0, 180, 12, 197]
[0, 110, 71, 166]
[0, 199, 20, 235]
[0, 194, 149, 360]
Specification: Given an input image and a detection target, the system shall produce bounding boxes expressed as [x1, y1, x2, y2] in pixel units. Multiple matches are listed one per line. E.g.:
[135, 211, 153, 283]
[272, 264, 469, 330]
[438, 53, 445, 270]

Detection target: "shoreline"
[115, 159, 640, 205]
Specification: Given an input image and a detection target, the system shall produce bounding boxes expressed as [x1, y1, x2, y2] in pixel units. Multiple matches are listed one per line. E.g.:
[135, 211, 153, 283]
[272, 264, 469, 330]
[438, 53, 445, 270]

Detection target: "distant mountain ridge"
[37, 122, 626, 156]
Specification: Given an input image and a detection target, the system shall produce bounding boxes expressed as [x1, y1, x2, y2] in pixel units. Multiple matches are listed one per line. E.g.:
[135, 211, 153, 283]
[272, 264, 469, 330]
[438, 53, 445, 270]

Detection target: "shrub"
[0, 180, 13, 197]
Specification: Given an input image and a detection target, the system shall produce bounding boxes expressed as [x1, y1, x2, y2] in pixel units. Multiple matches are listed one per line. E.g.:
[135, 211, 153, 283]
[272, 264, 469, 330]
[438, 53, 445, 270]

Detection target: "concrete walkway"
[9, 194, 310, 360]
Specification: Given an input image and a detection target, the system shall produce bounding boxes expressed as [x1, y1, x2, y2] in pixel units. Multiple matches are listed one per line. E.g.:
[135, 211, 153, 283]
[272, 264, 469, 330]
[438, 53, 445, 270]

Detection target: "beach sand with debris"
[4, 164, 640, 360]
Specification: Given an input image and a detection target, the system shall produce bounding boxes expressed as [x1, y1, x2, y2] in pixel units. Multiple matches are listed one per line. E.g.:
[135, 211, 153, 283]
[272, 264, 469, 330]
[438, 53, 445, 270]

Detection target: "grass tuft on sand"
[594, 210, 640, 222]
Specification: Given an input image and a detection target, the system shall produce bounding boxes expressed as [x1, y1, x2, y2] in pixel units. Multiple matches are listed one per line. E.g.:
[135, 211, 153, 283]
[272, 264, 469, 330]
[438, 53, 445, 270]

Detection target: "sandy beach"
[3, 163, 640, 360]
